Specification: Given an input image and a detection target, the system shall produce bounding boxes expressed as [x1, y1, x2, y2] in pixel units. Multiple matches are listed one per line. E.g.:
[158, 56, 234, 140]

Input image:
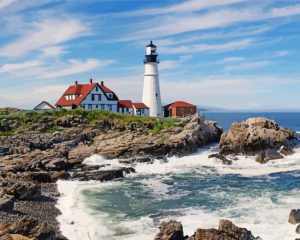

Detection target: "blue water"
[203, 112, 300, 131]
[57, 112, 300, 240]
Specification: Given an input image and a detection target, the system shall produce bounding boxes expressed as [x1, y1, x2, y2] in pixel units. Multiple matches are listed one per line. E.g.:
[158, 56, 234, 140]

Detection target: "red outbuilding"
[164, 101, 197, 117]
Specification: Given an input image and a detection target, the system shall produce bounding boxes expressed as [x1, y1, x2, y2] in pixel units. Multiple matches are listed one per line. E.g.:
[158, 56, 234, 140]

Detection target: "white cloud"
[0, 60, 42, 73]
[0, 18, 89, 57]
[42, 46, 66, 57]
[223, 60, 271, 71]
[160, 39, 254, 54]
[40, 59, 114, 79]
[0, 0, 15, 10]
[126, 0, 246, 16]
[217, 57, 245, 64]
[160, 55, 192, 70]
[271, 4, 300, 17]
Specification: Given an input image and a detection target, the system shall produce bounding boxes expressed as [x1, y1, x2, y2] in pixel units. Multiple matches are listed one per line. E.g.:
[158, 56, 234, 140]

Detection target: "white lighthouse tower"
[142, 41, 162, 117]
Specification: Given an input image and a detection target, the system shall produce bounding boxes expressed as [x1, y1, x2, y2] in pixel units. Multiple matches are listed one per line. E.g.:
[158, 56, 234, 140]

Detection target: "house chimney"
[101, 81, 104, 86]
[75, 81, 78, 85]
[89, 78, 93, 84]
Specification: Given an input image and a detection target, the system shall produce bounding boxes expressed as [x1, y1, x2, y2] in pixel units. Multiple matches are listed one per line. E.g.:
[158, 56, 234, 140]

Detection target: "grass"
[0, 108, 157, 135]
[151, 118, 175, 135]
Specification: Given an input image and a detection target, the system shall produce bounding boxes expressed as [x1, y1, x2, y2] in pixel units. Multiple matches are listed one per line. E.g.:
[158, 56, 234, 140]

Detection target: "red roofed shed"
[164, 101, 197, 117]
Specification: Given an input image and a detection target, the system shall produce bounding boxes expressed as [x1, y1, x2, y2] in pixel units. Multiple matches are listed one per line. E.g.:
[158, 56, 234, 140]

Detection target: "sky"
[0, 0, 300, 111]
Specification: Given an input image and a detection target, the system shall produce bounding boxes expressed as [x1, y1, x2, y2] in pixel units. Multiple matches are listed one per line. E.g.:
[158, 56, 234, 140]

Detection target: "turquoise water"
[57, 112, 300, 240]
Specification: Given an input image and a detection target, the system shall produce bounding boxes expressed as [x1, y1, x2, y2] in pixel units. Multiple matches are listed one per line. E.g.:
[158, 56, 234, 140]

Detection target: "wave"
[56, 145, 300, 240]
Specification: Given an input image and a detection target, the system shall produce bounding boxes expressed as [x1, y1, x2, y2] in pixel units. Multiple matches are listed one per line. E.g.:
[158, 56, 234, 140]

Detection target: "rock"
[289, 209, 300, 224]
[0, 196, 14, 212]
[280, 145, 295, 156]
[154, 220, 185, 240]
[44, 159, 68, 171]
[72, 168, 135, 182]
[4, 182, 41, 200]
[220, 117, 298, 156]
[255, 149, 283, 164]
[208, 154, 232, 165]
[28, 172, 52, 183]
[0, 217, 56, 240]
[296, 224, 300, 234]
[189, 220, 257, 240]
[1, 234, 31, 240]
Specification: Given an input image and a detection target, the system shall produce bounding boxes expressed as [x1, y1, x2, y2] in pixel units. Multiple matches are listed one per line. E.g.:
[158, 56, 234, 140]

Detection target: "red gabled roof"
[133, 102, 149, 109]
[56, 82, 118, 106]
[118, 100, 133, 108]
[167, 101, 197, 109]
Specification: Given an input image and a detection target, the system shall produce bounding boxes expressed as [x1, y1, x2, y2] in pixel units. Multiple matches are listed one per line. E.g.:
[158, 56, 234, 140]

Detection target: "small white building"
[34, 101, 55, 111]
[133, 103, 150, 116]
[56, 79, 118, 111]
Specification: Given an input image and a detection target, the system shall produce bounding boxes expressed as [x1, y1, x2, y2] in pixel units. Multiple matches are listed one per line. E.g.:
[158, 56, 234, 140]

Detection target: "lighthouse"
[142, 41, 162, 117]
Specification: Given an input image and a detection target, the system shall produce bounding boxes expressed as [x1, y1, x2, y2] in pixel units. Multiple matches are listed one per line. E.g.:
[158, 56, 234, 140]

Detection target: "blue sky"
[0, 0, 300, 110]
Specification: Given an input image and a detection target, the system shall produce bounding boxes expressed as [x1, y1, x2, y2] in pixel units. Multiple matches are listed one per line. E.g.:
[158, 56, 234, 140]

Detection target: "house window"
[92, 94, 95, 101]
[88, 104, 92, 110]
[96, 105, 99, 109]
[141, 109, 144, 114]
[101, 104, 105, 110]
[98, 94, 101, 101]
[107, 105, 112, 111]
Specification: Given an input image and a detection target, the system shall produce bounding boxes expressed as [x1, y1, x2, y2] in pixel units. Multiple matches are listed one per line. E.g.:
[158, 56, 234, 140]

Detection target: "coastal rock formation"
[154, 220, 186, 240]
[219, 117, 298, 161]
[289, 209, 300, 224]
[154, 220, 258, 240]
[0, 217, 56, 240]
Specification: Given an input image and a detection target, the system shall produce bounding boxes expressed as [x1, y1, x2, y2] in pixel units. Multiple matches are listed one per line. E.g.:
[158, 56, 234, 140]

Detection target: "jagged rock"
[289, 209, 300, 224]
[0, 234, 31, 240]
[208, 154, 232, 165]
[0, 196, 14, 212]
[154, 220, 185, 240]
[0, 217, 56, 240]
[296, 224, 300, 234]
[189, 220, 257, 240]
[28, 172, 52, 183]
[4, 182, 41, 200]
[220, 117, 297, 156]
[72, 168, 135, 182]
[255, 149, 283, 164]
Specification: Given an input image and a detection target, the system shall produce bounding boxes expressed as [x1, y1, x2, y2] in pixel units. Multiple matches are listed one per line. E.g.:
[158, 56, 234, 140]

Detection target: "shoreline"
[55, 145, 300, 240]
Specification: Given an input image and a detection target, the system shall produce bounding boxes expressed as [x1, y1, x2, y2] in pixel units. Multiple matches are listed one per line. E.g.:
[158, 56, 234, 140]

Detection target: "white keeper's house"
[56, 79, 149, 116]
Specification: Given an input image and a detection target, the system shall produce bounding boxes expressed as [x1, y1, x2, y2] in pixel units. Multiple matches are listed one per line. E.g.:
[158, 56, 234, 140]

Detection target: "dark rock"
[289, 209, 300, 224]
[154, 220, 185, 240]
[296, 224, 300, 234]
[255, 149, 283, 164]
[0, 196, 14, 212]
[4, 182, 41, 200]
[28, 172, 52, 183]
[280, 146, 295, 156]
[208, 154, 232, 165]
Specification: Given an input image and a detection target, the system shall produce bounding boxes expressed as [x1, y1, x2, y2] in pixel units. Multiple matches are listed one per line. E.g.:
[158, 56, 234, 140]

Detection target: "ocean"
[56, 112, 300, 240]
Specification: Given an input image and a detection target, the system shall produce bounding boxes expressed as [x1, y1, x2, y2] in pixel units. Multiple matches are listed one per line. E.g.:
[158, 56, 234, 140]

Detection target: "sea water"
[56, 112, 300, 240]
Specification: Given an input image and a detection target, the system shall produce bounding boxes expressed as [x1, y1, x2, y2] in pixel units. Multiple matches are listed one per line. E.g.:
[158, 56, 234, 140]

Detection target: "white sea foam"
[57, 145, 300, 240]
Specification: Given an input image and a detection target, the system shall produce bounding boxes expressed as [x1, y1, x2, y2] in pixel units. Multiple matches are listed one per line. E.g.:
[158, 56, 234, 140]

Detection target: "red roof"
[56, 82, 118, 106]
[133, 103, 149, 109]
[167, 101, 197, 109]
[118, 100, 133, 108]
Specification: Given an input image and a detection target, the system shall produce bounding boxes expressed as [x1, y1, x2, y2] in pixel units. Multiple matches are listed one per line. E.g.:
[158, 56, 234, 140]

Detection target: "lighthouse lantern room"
[142, 41, 163, 117]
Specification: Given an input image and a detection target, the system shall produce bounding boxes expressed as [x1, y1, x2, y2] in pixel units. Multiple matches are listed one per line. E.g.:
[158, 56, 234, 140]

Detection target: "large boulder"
[154, 220, 185, 240]
[189, 220, 257, 240]
[289, 209, 300, 224]
[4, 182, 41, 200]
[220, 117, 298, 156]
